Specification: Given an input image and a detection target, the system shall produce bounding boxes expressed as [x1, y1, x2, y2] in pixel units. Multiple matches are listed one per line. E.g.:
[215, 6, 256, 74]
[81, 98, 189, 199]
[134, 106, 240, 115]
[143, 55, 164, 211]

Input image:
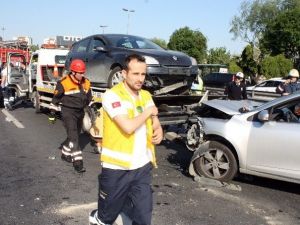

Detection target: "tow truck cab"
[29, 45, 69, 112]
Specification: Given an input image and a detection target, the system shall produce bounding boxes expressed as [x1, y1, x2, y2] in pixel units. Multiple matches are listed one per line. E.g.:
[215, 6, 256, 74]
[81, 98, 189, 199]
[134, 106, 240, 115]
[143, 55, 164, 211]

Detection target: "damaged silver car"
[187, 93, 300, 184]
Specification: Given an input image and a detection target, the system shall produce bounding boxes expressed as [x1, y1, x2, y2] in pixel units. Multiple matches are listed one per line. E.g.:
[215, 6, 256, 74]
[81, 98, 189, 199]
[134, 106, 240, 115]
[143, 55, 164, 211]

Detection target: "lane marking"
[1, 109, 25, 128]
[58, 202, 96, 214]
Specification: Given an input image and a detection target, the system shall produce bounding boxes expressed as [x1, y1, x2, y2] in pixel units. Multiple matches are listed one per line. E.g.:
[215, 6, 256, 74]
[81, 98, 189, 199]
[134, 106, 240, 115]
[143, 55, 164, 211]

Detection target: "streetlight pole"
[122, 8, 135, 34]
[99, 25, 108, 34]
[1, 27, 6, 40]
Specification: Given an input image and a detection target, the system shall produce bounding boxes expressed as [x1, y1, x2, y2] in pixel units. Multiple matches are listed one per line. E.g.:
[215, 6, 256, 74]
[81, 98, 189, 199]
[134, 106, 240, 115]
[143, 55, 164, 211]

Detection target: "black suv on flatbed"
[65, 34, 199, 95]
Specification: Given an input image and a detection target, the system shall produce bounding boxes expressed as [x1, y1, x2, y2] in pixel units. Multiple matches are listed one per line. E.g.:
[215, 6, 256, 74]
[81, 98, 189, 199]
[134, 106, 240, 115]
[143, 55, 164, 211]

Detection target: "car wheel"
[108, 67, 123, 88]
[193, 141, 237, 182]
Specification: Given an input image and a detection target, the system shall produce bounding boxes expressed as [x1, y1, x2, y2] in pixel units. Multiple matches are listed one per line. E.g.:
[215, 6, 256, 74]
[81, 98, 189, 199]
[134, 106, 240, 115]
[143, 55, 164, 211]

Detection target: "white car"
[246, 77, 285, 93]
[246, 78, 284, 101]
[188, 93, 300, 184]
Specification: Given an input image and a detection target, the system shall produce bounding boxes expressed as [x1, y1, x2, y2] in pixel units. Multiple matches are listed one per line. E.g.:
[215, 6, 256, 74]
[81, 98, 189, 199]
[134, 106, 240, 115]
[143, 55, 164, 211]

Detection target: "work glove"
[48, 110, 56, 124]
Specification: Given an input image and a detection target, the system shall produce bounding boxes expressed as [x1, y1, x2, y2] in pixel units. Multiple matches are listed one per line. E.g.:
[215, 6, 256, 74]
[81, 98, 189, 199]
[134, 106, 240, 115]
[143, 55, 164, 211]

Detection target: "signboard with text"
[56, 36, 82, 48]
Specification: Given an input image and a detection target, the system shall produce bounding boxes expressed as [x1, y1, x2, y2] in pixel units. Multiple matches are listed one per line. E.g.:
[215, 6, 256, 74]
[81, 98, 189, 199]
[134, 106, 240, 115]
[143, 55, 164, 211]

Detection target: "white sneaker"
[89, 209, 108, 225]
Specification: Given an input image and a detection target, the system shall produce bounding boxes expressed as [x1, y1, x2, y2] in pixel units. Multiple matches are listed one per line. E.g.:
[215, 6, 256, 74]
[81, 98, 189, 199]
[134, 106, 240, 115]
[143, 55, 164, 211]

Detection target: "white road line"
[1, 109, 25, 128]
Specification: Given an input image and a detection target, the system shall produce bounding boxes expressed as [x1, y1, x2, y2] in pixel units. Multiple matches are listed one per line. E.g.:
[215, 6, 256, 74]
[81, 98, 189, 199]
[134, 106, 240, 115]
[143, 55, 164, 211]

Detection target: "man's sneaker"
[89, 209, 107, 225]
[61, 154, 72, 163]
[73, 160, 86, 173]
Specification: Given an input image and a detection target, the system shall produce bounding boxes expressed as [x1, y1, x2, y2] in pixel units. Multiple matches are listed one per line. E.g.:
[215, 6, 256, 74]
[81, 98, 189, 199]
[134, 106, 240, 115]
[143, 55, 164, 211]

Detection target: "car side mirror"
[258, 110, 269, 122]
[95, 46, 107, 52]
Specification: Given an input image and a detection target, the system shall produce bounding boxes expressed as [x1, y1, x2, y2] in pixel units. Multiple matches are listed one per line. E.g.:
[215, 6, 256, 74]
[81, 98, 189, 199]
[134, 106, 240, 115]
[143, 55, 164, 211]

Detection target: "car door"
[7, 53, 28, 92]
[86, 37, 109, 84]
[67, 38, 91, 71]
[246, 104, 300, 180]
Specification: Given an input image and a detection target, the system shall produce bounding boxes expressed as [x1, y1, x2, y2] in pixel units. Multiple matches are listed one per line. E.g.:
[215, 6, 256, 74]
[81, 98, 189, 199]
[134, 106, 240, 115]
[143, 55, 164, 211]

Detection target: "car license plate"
[169, 67, 190, 75]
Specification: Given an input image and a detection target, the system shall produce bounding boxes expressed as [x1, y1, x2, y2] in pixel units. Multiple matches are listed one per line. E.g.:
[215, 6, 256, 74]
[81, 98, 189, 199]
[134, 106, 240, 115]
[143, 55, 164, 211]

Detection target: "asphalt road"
[0, 103, 299, 225]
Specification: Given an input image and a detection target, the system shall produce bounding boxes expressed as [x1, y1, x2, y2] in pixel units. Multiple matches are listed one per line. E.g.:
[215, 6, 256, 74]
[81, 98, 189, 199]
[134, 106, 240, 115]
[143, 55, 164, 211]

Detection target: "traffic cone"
[53, 64, 59, 77]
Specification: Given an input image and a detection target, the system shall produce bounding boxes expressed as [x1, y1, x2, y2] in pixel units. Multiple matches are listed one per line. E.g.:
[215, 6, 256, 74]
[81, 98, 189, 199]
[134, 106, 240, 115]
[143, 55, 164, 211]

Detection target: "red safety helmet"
[70, 59, 86, 73]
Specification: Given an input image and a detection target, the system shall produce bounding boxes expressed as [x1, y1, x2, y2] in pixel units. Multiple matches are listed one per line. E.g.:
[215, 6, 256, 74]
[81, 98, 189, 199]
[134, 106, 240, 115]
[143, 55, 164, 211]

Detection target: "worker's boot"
[61, 154, 72, 163]
[61, 144, 73, 163]
[73, 160, 86, 173]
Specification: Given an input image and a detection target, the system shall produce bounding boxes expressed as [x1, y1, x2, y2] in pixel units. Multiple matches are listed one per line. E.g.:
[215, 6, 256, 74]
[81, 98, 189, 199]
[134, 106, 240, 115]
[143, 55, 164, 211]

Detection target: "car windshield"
[107, 35, 163, 50]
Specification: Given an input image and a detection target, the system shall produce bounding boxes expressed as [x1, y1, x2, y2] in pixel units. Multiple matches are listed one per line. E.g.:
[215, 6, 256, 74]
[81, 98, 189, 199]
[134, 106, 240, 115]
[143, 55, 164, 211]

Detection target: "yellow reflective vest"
[101, 83, 157, 168]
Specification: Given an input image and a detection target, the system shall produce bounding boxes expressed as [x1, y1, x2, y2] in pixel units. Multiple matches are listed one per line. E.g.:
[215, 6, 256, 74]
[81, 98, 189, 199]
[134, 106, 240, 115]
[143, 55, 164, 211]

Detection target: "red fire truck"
[0, 40, 30, 65]
[0, 40, 31, 106]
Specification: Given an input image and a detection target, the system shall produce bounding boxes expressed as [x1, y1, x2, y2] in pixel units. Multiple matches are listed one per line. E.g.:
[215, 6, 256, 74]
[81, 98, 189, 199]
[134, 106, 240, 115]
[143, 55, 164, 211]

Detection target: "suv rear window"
[203, 72, 235, 88]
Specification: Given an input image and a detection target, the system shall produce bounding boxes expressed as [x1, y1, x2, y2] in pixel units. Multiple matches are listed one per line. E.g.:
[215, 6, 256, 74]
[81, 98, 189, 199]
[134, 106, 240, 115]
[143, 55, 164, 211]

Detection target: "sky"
[0, 0, 247, 55]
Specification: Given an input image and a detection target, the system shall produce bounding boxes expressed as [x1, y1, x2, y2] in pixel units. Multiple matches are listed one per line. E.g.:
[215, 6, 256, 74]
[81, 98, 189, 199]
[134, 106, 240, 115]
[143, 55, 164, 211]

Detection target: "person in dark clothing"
[49, 59, 92, 173]
[276, 69, 300, 96]
[224, 72, 247, 100]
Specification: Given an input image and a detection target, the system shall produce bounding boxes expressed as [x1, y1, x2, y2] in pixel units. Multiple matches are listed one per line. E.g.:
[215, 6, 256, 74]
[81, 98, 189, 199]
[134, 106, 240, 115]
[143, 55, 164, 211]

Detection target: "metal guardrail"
[205, 86, 281, 102]
[247, 90, 281, 102]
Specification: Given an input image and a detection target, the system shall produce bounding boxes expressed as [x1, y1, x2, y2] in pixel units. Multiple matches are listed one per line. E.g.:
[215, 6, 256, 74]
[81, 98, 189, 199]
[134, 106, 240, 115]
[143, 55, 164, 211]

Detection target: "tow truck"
[25, 44, 224, 152]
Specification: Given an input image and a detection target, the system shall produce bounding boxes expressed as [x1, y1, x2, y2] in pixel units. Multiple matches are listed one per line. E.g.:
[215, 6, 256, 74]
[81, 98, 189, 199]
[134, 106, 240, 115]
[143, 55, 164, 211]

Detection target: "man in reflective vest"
[89, 54, 163, 225]
[49, 59, 92, 173]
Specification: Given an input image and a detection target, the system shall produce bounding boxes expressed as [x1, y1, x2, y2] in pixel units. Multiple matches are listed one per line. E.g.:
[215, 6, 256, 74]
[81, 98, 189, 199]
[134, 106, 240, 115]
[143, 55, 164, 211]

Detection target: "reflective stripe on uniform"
[63, 145, 71, 151]
[101, 147, 132, 161]
[64, 90, 81, 95]
[71, 151, 83, 156]
[73, 156, 83, 161]
[62, 149, 72, 156]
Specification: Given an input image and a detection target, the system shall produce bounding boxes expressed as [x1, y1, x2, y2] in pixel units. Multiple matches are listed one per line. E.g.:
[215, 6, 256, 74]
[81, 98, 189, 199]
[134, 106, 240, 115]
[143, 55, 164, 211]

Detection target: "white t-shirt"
[102, 88, 154, 170]
[1, 66, 9, 87]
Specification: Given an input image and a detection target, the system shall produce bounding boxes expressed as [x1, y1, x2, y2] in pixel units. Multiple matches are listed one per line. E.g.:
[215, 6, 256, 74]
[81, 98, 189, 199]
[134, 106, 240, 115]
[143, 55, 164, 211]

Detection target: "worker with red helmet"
[49, 59, 92, 173]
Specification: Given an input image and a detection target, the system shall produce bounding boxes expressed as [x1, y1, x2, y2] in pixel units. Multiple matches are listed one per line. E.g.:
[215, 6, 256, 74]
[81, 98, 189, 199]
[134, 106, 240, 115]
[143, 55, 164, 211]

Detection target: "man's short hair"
[124, 54, 146, 71]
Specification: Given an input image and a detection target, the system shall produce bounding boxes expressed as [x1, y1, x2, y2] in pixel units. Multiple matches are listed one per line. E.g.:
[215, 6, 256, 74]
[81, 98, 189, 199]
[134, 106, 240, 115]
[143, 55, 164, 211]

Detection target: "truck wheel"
[193, 141, 238, 182]
[33, 91, 42, 113]
[108, 67, 123, 88]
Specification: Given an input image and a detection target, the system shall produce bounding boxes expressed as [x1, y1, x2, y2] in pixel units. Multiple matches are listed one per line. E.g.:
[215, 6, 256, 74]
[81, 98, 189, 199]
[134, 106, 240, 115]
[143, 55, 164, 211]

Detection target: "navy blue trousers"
[98, 162, 153, 225]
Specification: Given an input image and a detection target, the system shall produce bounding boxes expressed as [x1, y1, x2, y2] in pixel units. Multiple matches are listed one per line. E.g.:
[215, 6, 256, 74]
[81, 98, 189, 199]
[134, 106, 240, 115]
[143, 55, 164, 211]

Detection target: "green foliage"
[207, 47, 231, 64]
[30, 44, 39, 52]
[260, 54, 293, 79]
[229, 58, 242, 73]
[230, 0, 281, 45]
[168, 26, 207, 63]
[150, 37, 168, 49]
[260, 8, 300, 60]
[238, 45, 259, 77]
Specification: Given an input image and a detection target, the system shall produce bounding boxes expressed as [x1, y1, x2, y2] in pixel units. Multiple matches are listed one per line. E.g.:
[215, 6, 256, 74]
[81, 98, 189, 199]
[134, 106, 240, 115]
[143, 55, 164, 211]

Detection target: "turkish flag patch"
[112, 101, 121, 108]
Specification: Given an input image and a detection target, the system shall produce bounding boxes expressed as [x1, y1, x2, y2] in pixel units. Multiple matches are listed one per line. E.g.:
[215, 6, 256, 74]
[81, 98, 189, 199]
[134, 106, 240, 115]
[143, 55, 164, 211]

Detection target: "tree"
[150, 37, 167, 49]
[238, 45, 259, 79]
[260, 54, 293, 79]
[228, 57, 242, 73]
[29, 44, 39, 52]
[168, 27, 207, 63]
[207, 47, 231, 64]
[260, 8, 300, 61]
[230, 0, 281, 46]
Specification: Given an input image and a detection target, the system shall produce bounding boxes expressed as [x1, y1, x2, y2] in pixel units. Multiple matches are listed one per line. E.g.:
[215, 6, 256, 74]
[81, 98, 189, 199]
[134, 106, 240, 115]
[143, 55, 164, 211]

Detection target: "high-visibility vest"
[101, 83, 157, 168]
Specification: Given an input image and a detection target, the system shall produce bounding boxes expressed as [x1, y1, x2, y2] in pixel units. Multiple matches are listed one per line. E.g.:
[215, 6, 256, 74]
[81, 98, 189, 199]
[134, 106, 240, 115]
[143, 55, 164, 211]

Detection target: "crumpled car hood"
[203, 99, 263, 115]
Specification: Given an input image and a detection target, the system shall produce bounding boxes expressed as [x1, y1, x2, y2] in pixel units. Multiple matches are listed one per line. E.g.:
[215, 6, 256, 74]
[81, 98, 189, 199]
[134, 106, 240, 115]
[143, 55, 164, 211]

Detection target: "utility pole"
[122, 8, 135, 34]
[99, 25, 108, 34]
